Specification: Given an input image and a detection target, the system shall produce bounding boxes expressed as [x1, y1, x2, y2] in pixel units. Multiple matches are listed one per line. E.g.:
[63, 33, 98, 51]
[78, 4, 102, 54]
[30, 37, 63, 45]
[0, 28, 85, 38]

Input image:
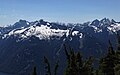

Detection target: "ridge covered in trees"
[32, 35, 120, 75]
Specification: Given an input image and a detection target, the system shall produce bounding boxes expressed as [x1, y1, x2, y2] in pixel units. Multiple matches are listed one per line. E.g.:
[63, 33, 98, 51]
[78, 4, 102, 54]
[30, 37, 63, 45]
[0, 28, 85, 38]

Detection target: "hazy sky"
[0, 0, 120, 26]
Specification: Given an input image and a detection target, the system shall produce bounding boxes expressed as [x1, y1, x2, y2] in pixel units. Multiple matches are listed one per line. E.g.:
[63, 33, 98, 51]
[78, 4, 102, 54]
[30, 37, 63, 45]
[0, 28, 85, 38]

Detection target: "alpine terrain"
[0, 18, 120, 75]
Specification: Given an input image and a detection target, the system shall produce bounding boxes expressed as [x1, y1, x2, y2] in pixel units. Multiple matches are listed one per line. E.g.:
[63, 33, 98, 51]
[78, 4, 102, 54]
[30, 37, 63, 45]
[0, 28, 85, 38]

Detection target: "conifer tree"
[32, 66, 37, 75]
[76, 51, 83, 75]
[99, 40, 115, 75]
[64, 44, 94, 75]
[54, 61, 59, 75]
[44, 56, 51, 75]
[114, 34, 120, 75]
[81, 56, 94, 75]
[44, 56, 59, 75]
[64, 46, 76, 75]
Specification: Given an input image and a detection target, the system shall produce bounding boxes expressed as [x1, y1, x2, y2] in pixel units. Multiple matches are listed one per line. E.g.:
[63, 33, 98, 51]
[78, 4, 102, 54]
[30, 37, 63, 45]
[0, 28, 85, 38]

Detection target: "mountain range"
[0, 18, 120, 75]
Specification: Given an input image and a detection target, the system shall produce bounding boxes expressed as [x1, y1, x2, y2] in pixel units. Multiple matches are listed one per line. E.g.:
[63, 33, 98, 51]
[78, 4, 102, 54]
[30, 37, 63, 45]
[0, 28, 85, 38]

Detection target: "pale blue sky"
[0, 0, 120, 26]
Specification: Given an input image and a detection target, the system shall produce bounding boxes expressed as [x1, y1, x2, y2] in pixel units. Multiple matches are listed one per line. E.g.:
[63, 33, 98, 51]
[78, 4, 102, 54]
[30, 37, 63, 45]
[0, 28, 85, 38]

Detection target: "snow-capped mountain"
[2, 19, 83, 40]
[0, 18, 120, 75]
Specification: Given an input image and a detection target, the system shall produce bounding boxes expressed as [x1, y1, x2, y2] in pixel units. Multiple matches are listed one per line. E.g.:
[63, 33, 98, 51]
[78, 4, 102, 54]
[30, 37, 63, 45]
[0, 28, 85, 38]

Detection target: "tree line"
[32, 36, 120, 75]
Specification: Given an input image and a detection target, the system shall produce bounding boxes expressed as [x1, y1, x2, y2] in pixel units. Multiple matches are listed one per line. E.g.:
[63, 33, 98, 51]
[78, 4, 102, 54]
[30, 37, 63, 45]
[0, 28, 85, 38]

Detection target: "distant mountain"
[0, 18, 120, 75]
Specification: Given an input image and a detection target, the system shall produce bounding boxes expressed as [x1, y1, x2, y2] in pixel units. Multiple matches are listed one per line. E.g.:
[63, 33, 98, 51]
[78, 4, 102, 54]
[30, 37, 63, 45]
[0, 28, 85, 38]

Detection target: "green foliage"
[115, 64, 120, 75]
[99, 40, 116, 75]
[64, 44, 94, 75]
[44, 56, 59, 75]
[82, 56, 94, 75]
[44, 56, 51, 75]
[54, 61, 59, 75]
[114, 34, 120, 75]
[32, 66, 37, 75]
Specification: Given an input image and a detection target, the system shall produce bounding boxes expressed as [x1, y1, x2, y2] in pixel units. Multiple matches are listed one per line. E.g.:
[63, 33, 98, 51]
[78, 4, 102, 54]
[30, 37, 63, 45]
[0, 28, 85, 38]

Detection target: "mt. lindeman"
[0, 18, 120, 75]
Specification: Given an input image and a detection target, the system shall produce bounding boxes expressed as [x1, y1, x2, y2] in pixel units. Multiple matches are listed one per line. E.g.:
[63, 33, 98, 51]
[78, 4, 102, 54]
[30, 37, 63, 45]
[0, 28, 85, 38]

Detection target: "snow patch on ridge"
[90, 25, 102, 33]
[107, 24, 120, 32]
[72, 31, 79, 36]
[3, 25, 71, 40]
